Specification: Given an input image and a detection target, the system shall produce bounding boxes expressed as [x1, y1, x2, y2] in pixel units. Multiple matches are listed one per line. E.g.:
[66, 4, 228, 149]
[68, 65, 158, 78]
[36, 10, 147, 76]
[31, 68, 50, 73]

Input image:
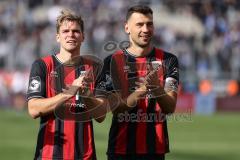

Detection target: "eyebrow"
[135, 21, 153, 25]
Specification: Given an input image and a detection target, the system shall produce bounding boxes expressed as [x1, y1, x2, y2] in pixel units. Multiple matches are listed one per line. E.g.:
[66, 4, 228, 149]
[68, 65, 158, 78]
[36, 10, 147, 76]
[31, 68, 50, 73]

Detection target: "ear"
[56, 34, 60, 42]
[125, 22, 130, 34]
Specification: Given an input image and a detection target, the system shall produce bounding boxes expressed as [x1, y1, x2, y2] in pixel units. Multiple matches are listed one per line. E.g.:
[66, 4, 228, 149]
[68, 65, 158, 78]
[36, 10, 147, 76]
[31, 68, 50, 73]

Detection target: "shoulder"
[104, 50, 120, 62]
[40, 55, 55, 65]
[108, 49, 126, 61]
[31, 55, 54, 66]
[104, 54, 113, 63]
[155, 48, 178, 60]
[30, 55, 55, 74]
[31, 58, 46, 69]
[164, 51, 178, 60]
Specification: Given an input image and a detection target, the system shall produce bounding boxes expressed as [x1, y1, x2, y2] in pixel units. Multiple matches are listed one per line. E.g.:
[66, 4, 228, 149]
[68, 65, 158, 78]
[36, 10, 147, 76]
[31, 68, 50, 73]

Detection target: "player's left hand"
[145, 64, 163, 89]
[145, 64, 165, 98]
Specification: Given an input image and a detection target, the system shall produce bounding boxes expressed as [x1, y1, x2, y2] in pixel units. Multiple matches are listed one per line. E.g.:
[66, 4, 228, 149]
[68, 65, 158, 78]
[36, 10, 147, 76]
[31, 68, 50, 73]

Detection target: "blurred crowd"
[0, 0, 240, 109]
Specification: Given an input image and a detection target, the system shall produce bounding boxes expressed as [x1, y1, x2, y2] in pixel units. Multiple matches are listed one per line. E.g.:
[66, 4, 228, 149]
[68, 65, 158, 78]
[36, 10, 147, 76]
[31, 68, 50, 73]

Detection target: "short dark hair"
[126, 5, 153, 21]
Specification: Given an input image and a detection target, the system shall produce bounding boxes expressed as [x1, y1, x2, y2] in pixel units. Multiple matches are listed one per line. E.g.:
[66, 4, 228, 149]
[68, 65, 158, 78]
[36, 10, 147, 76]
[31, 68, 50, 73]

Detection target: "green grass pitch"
[0, 109, 239, 160]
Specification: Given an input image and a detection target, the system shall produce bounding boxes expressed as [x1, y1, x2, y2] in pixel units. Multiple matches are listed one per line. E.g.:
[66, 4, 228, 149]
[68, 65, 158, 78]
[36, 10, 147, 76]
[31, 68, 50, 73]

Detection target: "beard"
[138, 42, 150, 48]
[130, 38, 152, 48]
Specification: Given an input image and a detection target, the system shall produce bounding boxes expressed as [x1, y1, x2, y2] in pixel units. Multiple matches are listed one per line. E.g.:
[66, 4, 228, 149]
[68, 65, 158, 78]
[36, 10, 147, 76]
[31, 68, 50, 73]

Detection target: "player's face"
[125, 12, 154, 48]
[56, 20, 84, 53]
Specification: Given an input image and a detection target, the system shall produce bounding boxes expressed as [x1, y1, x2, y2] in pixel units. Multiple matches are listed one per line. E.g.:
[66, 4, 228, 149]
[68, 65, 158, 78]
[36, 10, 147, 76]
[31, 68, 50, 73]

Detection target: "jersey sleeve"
[94, 55, 114, 98]
[27, 59, 47, 101]
[164, 54, 179, 93]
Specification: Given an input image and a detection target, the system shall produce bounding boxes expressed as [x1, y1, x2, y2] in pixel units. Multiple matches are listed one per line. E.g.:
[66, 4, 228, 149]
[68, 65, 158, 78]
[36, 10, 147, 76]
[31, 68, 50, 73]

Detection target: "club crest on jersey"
[28, 76, 41, 93]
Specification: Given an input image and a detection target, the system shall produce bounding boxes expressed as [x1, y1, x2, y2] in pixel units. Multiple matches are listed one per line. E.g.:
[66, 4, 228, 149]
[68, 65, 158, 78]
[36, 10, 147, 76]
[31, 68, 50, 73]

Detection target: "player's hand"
[78, 70, 94, 96]
[62, 70, 93, 97]
[146, 63, 164, 91]
[133, 78, 148, 98]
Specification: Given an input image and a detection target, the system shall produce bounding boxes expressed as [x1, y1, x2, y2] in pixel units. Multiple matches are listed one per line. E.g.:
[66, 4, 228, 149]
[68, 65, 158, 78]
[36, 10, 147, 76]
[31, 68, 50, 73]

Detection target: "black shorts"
[107, 154, 165, 160]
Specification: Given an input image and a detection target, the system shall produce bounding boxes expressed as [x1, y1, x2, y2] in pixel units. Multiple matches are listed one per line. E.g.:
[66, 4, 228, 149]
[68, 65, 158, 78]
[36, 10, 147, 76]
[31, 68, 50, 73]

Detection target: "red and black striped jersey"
[95, 47, 179, 156]
[27, 54, 100, 160]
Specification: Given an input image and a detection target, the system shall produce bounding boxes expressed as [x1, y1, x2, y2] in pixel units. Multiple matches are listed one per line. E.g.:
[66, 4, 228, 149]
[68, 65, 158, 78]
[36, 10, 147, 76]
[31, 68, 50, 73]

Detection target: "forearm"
[82, 95, 107, 122]
[112, 92, 140, 114]
[152, 88, 177, 114]
[28, 93, 71, 119]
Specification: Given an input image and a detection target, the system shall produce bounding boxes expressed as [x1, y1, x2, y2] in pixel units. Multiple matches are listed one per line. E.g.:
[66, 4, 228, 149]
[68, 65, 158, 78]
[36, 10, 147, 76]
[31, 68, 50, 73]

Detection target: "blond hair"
[56, 9, 84, 33]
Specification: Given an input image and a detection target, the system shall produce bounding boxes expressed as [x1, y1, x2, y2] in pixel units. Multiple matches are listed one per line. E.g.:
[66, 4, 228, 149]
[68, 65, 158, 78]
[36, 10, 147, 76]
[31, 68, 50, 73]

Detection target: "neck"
[56, 48, 80, 64]
[127, 44, 153, 57]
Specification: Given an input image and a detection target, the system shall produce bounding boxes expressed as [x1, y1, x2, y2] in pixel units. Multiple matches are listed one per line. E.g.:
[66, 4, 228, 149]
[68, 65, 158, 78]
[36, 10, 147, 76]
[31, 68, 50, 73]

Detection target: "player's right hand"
[62, 70, 93, 98]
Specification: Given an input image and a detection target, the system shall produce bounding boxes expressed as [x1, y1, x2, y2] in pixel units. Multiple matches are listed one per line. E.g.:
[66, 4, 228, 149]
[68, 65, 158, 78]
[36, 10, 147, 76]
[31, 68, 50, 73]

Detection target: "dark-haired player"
[96, 5, 179, 160]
